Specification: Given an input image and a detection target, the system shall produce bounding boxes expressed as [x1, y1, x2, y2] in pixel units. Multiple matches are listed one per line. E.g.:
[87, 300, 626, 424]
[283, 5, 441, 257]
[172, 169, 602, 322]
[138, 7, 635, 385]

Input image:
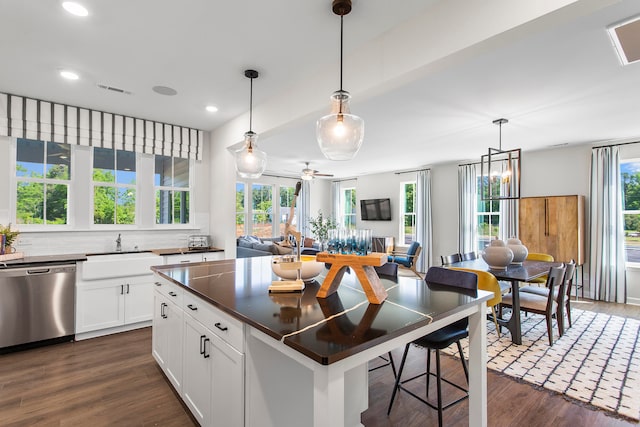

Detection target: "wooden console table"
[316, 252, 388, 304]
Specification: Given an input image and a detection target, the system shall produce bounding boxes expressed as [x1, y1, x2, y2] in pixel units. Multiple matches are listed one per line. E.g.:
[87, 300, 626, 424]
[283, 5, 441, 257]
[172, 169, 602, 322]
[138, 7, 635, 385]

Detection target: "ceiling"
[2, 0, 640, 179]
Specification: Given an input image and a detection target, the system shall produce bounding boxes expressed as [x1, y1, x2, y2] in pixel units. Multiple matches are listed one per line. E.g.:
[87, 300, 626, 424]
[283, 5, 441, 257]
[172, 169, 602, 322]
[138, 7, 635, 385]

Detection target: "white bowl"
[271, 255, 324, 281]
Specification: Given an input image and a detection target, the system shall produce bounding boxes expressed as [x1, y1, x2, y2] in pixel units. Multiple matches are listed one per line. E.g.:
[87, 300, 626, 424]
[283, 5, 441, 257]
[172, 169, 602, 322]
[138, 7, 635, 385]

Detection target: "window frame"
[476, 174, 501, 251]
[342, 187, 357, 230]
[621, 158, 640, 265]
[153, 155, 193, 227]
[11, 138, 73, 230]
[91, 147, 139, 227]
[399, 181, 416, 245]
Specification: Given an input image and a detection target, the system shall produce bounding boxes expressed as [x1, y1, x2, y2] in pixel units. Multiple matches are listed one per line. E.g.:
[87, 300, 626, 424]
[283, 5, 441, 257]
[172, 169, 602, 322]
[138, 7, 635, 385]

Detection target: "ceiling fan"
[301, 162, 333, 181]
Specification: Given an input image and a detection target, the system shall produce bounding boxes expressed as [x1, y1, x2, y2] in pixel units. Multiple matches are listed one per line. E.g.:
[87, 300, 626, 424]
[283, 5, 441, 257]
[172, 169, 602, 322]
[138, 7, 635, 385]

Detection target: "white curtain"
[298, 180, 310, 239]
[415, 170, 432, 273]
[458, 164, 478, 253]
[589, 146, 626, 303]
[331, 181, 341, 225]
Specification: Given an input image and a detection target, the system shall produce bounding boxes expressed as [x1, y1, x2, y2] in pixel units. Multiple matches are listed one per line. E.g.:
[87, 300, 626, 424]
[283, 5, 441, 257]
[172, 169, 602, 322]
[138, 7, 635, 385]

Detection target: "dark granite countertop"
[151, 247, 224, 256]
[0, 253, 88, 268]
[152, 257, 491, 365]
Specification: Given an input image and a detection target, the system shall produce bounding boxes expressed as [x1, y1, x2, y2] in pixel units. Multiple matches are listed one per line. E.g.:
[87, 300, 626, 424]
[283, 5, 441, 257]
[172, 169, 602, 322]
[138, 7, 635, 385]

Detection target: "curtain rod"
[259, 173, 300, 180]
[394, 167, 431, 175]
[331, 177, 358, 183]
[458, 161, 482, 167]
[592, 140, 640, 149]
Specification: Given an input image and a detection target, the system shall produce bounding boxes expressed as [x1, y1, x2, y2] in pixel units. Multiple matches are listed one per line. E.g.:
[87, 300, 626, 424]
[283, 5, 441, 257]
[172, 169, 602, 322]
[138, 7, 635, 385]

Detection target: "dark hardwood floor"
[1, 300, 638, 426]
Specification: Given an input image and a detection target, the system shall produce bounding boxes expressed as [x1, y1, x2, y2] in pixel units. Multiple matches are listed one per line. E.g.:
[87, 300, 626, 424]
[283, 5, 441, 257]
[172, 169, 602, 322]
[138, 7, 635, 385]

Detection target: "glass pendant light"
[235, 69, 267, 179]
[316, 0, 364, 161]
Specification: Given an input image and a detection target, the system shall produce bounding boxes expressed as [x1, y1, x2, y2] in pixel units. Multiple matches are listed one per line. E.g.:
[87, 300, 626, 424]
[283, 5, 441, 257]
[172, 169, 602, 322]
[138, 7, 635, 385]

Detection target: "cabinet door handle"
[544, 198, 549, 236]
[180, 260, 191, 263]
[169, 291, 177, 297]
[214, 322, 228, 332]
[154, 282, 162, 287]
[161, 303, 167, 319]
[187, 304, 198, 311]
[200, 334, 206, 355]
[203, 337, 211, 358]
[120, 285, 124, 295]
[126, 284, 130, 294]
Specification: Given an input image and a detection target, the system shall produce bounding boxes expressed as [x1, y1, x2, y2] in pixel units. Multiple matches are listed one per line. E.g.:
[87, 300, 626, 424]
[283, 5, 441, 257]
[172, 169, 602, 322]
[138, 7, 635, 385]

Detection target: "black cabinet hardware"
[203, 337, 211, 358]
[214, 322, 228, 332]
[161, 303, 167, 319]
[154, 282, 162, 286]
[169, 291, 177, 297]
[187, 304, 198, 311]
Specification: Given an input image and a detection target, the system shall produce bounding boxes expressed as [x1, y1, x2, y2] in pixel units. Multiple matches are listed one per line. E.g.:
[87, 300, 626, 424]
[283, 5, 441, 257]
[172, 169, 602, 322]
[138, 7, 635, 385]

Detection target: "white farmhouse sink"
[81, 252, 163, 280]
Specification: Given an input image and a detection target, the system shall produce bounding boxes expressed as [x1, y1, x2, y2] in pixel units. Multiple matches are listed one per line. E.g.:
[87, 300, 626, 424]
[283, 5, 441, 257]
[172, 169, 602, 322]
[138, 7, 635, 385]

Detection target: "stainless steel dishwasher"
[0, 263, 76, 350]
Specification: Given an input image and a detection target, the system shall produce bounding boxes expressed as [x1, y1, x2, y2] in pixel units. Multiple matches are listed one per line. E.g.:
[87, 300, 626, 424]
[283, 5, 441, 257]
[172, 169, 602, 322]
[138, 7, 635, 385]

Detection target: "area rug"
[445, 309, 640, 420]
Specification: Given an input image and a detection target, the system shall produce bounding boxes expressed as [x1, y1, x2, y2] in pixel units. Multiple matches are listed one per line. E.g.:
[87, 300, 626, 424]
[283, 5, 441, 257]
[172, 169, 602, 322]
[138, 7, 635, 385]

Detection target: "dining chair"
[523, 252, 554, 286]
[388, 241, 422, 278]
[387, 267, 478, 427]
[449, 267, 503, 336]
[440, 252, 462, 266]
[520, 260, 575, 334]
[500, 264, 566, 345]
[461, 251, 478, 261]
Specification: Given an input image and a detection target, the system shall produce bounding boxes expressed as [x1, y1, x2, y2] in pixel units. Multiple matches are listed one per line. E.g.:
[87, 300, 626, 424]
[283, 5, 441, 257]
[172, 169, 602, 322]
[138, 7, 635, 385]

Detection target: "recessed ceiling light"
[152, 86, 178, 96]
[62, 2, 89, 17]
[206, 105, 219, 113]
[60, 70, 79, 80]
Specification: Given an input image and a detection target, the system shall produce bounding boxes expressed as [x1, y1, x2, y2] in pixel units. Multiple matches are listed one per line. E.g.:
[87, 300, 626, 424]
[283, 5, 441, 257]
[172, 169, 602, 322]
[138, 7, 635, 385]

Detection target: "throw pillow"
[237, 236, 255, 248]
[273, 242, 294, 255]
[252, 242, 277, 254]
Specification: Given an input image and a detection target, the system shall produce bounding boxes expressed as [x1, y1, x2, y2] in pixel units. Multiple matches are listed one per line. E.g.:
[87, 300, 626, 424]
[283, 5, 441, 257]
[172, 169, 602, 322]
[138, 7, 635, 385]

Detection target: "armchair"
[388, 241, 422, 278]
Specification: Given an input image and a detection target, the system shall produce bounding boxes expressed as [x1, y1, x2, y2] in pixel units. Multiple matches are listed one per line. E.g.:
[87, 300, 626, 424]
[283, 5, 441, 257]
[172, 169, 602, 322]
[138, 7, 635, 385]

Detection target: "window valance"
[0, 92, 203, 160]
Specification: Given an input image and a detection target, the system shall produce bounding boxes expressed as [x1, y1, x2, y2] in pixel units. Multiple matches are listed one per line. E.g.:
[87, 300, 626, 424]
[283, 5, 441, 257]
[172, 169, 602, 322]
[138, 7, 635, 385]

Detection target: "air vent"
[97, 84, 132, 95]
[608, 15, 640, 65]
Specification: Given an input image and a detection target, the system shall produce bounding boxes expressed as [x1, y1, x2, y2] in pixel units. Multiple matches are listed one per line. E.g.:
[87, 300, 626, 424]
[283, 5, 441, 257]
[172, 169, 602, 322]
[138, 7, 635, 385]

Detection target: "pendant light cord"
[339, 15, 344, 93]
[249, 76, 253, 133]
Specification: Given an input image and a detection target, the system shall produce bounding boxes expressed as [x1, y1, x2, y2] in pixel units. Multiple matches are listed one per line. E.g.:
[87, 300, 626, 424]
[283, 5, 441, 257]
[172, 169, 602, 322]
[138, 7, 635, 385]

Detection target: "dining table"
[449, 258, 561, 345]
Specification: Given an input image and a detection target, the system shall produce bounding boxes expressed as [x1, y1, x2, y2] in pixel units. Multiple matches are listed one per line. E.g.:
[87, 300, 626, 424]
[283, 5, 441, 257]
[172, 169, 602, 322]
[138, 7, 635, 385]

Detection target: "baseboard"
[626, 297, 640, 306]
[75, 321, 151, 341]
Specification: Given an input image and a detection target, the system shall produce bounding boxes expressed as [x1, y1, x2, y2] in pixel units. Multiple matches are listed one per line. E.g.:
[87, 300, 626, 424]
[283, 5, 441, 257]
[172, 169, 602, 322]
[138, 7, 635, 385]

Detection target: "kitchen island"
[151, 257, 490, 427]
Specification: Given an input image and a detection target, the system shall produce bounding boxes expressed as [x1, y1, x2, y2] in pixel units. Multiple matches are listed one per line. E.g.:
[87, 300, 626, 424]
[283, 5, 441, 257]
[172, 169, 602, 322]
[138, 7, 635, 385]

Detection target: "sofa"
[236, 235, 321, 258]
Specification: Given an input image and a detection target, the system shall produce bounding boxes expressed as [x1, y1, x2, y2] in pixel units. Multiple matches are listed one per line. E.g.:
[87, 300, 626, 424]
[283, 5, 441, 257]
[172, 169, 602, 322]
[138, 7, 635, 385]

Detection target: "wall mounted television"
[360, 198, 392, 221]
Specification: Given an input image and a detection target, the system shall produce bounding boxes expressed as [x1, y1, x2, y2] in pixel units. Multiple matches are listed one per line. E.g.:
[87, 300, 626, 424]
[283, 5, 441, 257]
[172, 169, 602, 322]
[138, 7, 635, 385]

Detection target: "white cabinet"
[76, 275, 154, 334]
[152, 283, 183, 392]
[76, 253, 164, 339]
[152, 273, 244, 427]
[164, 251, 224, 265]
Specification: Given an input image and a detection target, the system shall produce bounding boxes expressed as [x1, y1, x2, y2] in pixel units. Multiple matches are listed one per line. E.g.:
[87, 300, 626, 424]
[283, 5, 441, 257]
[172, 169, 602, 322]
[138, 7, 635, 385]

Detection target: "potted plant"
[0, 223, 20, 254]
[307, 210, 337, 250]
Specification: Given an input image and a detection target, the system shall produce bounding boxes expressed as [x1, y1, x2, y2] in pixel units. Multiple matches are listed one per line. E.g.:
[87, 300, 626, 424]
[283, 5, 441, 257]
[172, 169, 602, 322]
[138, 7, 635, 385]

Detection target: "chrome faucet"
[116, 234, 122, 252]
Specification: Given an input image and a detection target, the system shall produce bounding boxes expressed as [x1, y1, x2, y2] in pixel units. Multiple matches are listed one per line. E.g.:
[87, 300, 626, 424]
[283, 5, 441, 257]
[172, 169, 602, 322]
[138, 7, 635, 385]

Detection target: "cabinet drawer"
[153, 277, 183, 305]
[165, 253, 203, 264]
[183, 292, 244, 352]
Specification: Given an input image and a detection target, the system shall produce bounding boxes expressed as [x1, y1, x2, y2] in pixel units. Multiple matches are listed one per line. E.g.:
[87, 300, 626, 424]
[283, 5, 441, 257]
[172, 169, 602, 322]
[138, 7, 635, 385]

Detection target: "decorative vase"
[481, 239, 514, 270]
[507, 237, 528, 265]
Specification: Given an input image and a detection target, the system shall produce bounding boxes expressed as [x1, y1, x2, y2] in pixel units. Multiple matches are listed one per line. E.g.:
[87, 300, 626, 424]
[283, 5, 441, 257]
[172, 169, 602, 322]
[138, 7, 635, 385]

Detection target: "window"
[476, 175, 501, 250]
[93, 147, 136, 225]
[236, 182, 246, 237]
[400, 181, 416, 244]
[15, 138, 71, 225]
[279, 185, 296, 236]
[343, 187, 357, 229]
[252, 183, 273, 238]
[621, 160, 640, 262]
[155, 155, 190, 224]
